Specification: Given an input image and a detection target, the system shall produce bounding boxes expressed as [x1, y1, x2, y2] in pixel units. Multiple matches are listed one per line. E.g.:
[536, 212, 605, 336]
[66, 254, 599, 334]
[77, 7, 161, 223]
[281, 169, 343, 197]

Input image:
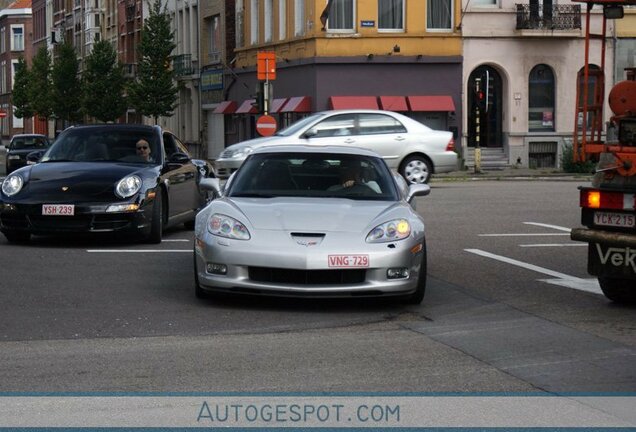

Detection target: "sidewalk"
[432, 166, 594, 182]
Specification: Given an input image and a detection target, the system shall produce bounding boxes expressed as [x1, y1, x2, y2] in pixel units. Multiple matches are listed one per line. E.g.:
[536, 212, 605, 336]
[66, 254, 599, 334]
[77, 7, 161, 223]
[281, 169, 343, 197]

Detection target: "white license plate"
[42, 204, 75, 216]
[593, 211, 635, 228]
[328, 254, 369, 268]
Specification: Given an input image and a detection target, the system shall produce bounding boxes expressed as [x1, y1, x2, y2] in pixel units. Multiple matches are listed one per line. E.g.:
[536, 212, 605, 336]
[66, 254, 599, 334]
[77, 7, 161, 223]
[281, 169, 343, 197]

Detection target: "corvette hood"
[224, 198, 403, 233]
[19, 162, 152, 202]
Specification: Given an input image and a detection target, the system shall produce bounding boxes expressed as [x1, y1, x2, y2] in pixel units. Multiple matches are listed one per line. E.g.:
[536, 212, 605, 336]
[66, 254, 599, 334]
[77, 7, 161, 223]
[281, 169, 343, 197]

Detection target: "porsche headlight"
[115, 175, 142, 198]
[231, 146, 253, 159]
[208, 213, 250, 240]
[366, 219, 411, 243]
[1, 174, 24, 197]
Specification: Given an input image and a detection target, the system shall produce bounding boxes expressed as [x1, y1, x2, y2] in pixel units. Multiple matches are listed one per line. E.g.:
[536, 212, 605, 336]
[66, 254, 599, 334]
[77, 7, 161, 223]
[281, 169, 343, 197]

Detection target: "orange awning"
[212, 101, 237, 114]
[329, 96, 379, 110]
[379, 96, 408, 111]
[235, 99, 258, 114]
[407, 96, 456, 112]
[270, 98, 289, 113]
[281, 96, 312, 113]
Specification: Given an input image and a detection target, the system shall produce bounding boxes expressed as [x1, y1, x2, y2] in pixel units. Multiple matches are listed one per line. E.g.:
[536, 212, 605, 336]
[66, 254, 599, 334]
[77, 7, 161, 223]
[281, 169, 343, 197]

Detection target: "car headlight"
[115, 175, 142, 198]
[231, 147, 253, 159]
[1, 174, 24, 197]
[366, 219, 411, 243]
[208, 213, 250, 240]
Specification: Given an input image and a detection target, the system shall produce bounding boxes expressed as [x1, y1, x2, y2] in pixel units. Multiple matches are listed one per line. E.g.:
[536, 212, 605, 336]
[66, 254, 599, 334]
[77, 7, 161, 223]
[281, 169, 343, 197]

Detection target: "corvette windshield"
[42, 128, 159, 164]
[228, 152, 399, 201]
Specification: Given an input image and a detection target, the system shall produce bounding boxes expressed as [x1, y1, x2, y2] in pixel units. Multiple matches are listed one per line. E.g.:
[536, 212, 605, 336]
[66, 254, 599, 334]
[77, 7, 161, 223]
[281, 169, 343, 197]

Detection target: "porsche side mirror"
[26, 150, 45, 165]
[200, 178, 222, 196]
[168, 152, 190, 164]
[406, 184, 430, 203]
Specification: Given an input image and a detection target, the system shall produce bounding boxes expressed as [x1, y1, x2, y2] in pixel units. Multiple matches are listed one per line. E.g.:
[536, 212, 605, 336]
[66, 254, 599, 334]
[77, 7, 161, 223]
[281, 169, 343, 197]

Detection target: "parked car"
[0, 124, 213, 244]
[215, 110, 457, 184]
[195, 145, 430, 303]
[5, 134, 51, 174]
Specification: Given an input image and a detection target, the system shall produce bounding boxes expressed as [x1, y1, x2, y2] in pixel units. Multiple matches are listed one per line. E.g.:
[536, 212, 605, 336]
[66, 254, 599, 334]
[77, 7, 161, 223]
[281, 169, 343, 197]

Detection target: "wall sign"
[360, 20, 375, 27]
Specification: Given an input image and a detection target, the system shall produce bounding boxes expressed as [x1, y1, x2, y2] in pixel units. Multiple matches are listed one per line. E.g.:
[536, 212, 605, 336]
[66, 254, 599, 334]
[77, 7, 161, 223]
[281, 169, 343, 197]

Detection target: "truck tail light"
[580, 189, 631, 209]
[446, 138, 455, 152]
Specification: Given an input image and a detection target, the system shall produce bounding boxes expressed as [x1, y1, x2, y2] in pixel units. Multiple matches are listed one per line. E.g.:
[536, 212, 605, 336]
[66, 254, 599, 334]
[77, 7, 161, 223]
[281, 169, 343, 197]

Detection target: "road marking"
[161, 239, 190, 242]
[87, 250, 192, 253]
[465, 248, 601, 294]
[479, 233, 570, 237]
[523, 222, 572, 232]
[520, 243, 587, 248]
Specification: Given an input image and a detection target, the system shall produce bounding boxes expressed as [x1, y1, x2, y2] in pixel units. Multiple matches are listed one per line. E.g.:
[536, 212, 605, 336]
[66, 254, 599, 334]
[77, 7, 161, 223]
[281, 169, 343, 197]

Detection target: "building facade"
[208, 0, 463, 163]
[0, 0, 33, 140]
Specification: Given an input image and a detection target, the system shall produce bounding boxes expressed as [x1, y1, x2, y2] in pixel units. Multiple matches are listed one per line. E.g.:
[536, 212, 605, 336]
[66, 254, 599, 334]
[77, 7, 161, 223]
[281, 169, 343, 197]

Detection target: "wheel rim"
[404, 160, 430, 184]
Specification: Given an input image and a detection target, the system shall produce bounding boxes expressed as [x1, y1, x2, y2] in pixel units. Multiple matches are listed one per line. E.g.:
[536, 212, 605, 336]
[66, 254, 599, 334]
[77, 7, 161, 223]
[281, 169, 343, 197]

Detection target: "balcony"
[173, 54, 195, 77]
[516, 4, 581, 31]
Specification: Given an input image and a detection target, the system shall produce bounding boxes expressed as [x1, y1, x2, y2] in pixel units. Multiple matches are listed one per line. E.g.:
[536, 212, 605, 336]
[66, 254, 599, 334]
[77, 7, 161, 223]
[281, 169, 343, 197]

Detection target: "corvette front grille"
[248, 267, 366, 285]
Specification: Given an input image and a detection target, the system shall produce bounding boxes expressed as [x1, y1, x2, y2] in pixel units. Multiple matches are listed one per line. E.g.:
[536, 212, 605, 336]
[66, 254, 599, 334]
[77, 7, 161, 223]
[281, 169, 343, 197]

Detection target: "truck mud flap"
[587, 242, 636, 279]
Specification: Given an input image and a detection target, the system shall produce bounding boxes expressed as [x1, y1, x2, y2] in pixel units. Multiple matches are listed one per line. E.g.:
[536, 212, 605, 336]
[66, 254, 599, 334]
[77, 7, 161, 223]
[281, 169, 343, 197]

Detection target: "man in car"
[136, 139, 154, 162]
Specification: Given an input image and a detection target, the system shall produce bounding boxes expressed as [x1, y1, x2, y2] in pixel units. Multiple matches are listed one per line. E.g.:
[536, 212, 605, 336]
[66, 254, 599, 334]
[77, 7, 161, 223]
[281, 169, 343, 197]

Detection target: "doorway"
[468, 66, 503, 148]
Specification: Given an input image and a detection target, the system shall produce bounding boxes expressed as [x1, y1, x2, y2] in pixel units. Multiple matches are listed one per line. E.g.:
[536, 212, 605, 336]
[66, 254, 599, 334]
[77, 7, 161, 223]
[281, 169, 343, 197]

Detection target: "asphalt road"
[0, 180, 634, 393]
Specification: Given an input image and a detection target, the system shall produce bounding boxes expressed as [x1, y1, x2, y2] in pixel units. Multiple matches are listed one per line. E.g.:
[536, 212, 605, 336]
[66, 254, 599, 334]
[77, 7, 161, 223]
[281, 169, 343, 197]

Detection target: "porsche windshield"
[228, 152, 399, 201]
[41, 128, 159, 164]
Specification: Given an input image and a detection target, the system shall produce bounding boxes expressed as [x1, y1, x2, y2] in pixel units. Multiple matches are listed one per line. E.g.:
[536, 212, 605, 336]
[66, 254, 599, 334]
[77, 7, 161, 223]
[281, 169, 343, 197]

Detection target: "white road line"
[479, 233, 570, 237]
[87, 250, 192, 253]
[465, 248, 601, 294]
[161, 239, 191, 242]
[523, 222, 572, 232]
[520, 243, 587, 248]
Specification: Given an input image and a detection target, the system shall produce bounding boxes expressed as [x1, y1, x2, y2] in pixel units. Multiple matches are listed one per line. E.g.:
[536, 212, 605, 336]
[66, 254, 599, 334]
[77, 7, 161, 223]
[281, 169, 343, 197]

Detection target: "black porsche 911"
[0, 124, 214, 244]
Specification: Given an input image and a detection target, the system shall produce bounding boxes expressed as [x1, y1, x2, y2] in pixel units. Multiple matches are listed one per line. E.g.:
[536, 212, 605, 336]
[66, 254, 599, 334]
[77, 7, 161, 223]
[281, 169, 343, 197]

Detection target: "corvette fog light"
[387, 268, 409, 279]
[106, 203, 140, 213]
[207, 263, 227, 275]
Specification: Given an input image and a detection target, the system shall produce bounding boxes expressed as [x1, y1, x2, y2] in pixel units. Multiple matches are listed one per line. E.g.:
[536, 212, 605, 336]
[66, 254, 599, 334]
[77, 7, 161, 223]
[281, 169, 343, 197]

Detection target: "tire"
[403, 239, 427, 304]
[3, 230, 30, 243]
[400, 155, 433, 184]
[194, 258, 207, 299]
[146, 190, 163, 244]
[598, 277, 636, 304]
[184, 219, 195, 230]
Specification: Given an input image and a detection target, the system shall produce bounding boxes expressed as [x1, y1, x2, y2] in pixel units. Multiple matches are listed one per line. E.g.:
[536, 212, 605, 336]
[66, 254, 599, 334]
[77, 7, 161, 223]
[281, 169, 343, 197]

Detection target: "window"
[0, 61, 6, 94]
[278, 0, 286, 40]
[294, 0, 305, 36]
[427, 0, 453, 31]
[264, 0, 273, 42]
[378, 0, 404, 31]
[328, 0, 355, 32]
[208, 15, 221, 62]
[528, 64, 555, 132]
[0, 27, 5, 53]
[11, 26, 24, 51]
[250, 0, 259, 44]
[472, 0, 497, 5]
[236, 0, 244, 47]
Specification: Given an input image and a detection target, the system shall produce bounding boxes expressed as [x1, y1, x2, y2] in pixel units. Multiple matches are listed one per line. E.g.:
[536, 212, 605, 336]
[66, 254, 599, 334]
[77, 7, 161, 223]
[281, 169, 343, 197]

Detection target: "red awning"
[407, 96, 456, 112]
[235, 99, 258, 114]
[379, 96, 408, 111]
[212, 101, 237, 114]
[329, 96, 379, 110]
[270, 98, 289, 113]
[281, 96, 312, 113]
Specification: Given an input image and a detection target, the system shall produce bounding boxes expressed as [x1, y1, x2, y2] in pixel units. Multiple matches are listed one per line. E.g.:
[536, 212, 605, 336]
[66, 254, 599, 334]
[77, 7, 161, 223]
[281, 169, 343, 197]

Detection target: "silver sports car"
[194, 145, 431, 303]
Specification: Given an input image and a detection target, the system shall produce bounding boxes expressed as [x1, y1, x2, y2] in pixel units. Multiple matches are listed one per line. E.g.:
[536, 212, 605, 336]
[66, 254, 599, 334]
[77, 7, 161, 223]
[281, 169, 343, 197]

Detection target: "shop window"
[528, 64, 555, 132]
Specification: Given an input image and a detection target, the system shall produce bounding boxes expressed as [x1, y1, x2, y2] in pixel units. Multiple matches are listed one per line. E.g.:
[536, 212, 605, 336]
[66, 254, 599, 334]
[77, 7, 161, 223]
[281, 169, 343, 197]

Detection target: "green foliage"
[11, 57, 33, 119]
[127, 0, 178, 122]
[51, 42, 83, 123]
[29, 46, 53, 121]
[560, 143, 596, 173]
[83, 41, 128, 122]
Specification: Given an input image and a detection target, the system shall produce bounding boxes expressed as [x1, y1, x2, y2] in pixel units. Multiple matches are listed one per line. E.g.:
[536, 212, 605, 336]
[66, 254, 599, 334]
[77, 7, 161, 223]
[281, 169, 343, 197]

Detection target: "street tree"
[83, 40, 127, 122]
[51, 42, 83, 125]
[29, 46, 54, 126]
[127, 0, 178, 124]
[11, 57, 34, 120]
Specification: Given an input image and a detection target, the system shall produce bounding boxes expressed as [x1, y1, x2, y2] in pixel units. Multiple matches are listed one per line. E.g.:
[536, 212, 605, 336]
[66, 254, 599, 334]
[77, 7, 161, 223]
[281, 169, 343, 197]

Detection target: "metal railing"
[516, 4, 581, 30]
[173, 54, 195, 77]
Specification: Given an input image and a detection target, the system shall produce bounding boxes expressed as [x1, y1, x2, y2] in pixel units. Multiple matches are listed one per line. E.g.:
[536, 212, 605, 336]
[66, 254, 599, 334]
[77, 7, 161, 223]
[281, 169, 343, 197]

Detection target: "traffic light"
[251, 83, 265, 113]
[474, 77, 486, 111]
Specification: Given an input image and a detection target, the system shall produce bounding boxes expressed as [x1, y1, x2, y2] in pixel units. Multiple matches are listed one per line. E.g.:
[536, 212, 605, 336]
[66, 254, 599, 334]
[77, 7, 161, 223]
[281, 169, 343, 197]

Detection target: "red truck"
[570, 0, 636, 303]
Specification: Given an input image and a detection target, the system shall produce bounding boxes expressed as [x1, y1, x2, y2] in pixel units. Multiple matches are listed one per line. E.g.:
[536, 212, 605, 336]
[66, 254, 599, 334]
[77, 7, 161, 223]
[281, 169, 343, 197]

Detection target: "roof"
[8, 0, 31, 8]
